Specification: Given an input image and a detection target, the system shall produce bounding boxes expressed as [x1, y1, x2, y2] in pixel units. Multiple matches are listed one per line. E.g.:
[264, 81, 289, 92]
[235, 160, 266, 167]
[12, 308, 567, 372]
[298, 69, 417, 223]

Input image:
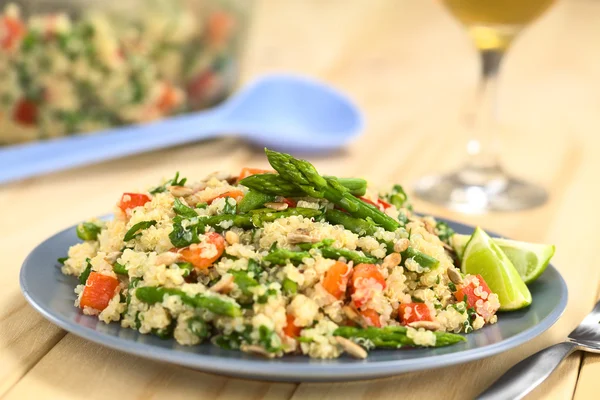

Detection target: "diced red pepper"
[186, 71, 216, 104]
[282, 198, 297, 208]
[156, 84, 179, 114]
[1, 16, 25, 50]
[238, 167, 274, 181]
[79, 272, 119, 311]
[398, 303, 433, 324]
[453, 274, 493, 308]
[283, 313, 302, 338]
[359, 196, 392, 211]
[322, 261, 351, 299]
[13, 99, 37, 125]
[349, 263, 386, 309]
[178, 232, 225, 270]
[360, 308, 381, 327]
[118, 193, 151, 212]
[206, 11, 235, 47]
[208, 190, 245, 204]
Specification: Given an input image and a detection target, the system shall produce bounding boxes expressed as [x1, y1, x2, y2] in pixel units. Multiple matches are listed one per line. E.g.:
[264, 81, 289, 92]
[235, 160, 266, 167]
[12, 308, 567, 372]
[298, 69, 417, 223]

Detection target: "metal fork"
[478, 299, 600, 400]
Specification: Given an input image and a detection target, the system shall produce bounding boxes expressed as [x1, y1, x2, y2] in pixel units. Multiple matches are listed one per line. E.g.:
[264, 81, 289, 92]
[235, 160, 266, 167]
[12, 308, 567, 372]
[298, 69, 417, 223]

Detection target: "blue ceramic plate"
[20, 218, 567, 382]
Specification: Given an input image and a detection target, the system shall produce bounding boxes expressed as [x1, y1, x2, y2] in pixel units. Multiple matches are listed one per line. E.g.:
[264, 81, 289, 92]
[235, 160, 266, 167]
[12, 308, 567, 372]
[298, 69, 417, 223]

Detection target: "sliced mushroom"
[265, 202, 288, 211]
[155, 252, 181, 266]
[334, 336, 368, 359]
[409, 320, 442, 331]
[104, 251, 122, 264]
[209, 274, 235, 293]
[393, 238, 410, 253]
[447, 268, 463, 285]
[287, 231, 318, 244]
[168, 185, 195, 197]
[342, 305, 368, 328]
[240, 344, 275, 358]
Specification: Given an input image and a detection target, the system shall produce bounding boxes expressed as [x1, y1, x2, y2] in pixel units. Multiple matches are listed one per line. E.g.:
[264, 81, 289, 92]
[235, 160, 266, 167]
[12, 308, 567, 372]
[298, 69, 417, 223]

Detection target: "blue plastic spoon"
[0, 74, 363, 184]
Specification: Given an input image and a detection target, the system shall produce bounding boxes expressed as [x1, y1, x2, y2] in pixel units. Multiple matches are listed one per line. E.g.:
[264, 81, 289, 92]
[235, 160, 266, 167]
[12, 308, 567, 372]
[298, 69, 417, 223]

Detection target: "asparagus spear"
[333, 326, 466, 348]
[320, 246, 378, 264]
[264, 149, 400, 232]
[135, 286, 242, 317]
[240, 174, 367, 197]
[325, 209, 439, 269]
[325, 209, 378, 236]
[263, 248, 311, 265]
[201, 208, 322, 230]
[237, 190, 276, 213]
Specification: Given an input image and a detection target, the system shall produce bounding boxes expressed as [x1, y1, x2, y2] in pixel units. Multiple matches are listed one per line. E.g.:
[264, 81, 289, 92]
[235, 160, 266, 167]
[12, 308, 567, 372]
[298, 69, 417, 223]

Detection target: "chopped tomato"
[282, 198, 297, 208]
[13, 99, 37, 125]
[156, 84, 179, 114]
[360, 308, 381, 327]
[238, 167, 274, 181]
[79, 272, 119, 311]
[453, 274, 498, 320]
[1, 16, 25, 50]
[349, 263, 386, 309]
[322, 261, 351, 299]
[359, 196, 391, 211]
[208, 190, 244, 204]
[118, 193, 151, 212]
[283, 314, 302, 338]
[206, 11, 235, 47]
[398, 303, 433, 324]
[179, 232, 225, 270]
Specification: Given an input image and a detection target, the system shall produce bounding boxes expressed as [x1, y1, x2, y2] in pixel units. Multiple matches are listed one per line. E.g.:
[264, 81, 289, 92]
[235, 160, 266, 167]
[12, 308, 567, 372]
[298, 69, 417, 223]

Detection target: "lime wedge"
[451, 234, 554, 284]
[461, 227, 532, 311]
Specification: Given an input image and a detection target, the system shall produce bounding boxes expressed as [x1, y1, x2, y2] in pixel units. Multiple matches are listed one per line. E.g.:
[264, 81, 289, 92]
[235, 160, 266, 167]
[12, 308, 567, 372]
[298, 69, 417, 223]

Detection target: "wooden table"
[2, 0, 600, 398]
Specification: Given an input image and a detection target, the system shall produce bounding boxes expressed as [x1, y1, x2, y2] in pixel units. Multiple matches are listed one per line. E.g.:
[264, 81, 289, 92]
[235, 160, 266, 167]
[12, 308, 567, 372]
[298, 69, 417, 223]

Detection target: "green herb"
[176, 262, 194, 277]
[57, 257, 68, 265]
[76, 221, 102, 241]
[436, 221, 455, 244]
[173, 198, 198, 218]
[196, 202, 208, 209]
[222, 197, 237, 215]
[149, 172, 187, 194]
[411, 296, 424, 303]
[124, 220, 157, 241]
[79, 258, 93, 284]
[384, 184, 411, 211]
[188, 317, 211, 340]
[282, 278, 298, 295]
[257, 288, 278, 304]
[169, 216, 203, 248]
[448, 282, 457, 292]
[113, 262, 128, 275]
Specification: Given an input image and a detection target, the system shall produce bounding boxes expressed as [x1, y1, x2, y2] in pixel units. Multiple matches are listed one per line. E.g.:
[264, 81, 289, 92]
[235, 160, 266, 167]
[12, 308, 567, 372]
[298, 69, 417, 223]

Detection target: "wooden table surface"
[2, 0, 600, 399]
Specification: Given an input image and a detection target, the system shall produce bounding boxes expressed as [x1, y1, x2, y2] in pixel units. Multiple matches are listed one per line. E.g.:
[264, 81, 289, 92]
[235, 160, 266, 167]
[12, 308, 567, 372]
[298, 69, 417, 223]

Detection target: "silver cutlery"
[478, 299, 600, 399]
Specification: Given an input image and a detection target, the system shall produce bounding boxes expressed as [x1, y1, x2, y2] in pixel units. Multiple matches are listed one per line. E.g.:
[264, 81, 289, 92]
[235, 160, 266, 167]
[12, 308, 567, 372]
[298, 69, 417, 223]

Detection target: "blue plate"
[19, 218, 567, 382]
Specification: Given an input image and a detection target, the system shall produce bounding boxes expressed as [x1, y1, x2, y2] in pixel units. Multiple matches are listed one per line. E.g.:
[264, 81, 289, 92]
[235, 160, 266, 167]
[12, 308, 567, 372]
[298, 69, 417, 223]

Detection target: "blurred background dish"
[0, 0, 252, 144]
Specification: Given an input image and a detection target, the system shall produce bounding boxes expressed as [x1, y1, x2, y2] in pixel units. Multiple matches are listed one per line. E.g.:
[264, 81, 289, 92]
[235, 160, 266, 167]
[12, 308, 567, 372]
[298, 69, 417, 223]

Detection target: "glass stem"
[464, 49, 505, 175]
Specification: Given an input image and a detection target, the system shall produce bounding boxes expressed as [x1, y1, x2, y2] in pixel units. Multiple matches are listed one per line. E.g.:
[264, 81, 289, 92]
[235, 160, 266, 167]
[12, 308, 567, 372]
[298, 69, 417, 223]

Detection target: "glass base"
[414, 166, 548, 213]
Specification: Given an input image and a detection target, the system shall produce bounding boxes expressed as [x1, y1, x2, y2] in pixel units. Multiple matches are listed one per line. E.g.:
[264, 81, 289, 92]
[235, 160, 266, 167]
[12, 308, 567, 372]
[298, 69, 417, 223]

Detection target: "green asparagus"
[403, 246, 439, 269]
[320, 246, 378, 264]
[237, 190, 276, 213]
[135, 286, 242, 317]
[265, 149, 400, 232]
[333, 326, 466, 348]
[324, 209, 378, 236]
[201, 208, 322, 231]
[124, 220, 157, 241]
[263, 248, 311, 265]
[239, 173, 367, 197]
[76, 221, 102, 241]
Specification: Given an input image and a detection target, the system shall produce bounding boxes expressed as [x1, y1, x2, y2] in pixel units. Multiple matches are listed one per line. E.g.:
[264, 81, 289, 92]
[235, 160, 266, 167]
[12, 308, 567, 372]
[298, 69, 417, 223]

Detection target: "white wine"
[442, 0, 556, 50]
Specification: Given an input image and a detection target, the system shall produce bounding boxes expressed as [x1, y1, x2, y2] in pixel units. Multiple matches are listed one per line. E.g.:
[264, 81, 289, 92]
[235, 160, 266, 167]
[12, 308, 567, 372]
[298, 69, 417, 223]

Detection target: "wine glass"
[414, 0, 556, 212]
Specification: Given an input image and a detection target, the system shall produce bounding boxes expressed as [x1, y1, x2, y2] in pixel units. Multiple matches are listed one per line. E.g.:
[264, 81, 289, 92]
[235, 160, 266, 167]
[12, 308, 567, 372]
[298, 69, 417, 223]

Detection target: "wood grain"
[2, 0, 600, 399]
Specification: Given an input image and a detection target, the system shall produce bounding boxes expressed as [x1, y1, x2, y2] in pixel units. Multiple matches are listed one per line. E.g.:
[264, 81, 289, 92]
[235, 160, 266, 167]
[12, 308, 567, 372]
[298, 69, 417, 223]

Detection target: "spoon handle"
[0, 110, 224, 184]
[477, 341, 579, 400]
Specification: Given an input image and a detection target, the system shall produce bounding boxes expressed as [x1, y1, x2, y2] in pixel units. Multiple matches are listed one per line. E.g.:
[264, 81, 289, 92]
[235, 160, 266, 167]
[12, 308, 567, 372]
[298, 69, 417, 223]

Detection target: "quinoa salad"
[59, 149, 500, 359]
[0, 1, 246, 144]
